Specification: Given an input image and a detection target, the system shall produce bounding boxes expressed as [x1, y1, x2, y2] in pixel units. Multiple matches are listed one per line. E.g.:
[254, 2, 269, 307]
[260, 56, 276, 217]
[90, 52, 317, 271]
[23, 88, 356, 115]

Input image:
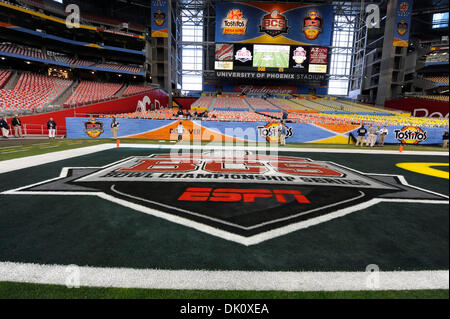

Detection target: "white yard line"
[0, 144, 115, 174]
[0, 262, 447, 291]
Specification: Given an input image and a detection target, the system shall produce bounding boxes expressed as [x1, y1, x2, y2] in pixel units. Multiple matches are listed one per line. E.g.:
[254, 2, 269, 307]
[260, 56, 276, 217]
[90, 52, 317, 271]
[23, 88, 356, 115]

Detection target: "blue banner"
[393, 0, 413, 47]
[215, 2, 333, 46]
[151, 0, 169, 38]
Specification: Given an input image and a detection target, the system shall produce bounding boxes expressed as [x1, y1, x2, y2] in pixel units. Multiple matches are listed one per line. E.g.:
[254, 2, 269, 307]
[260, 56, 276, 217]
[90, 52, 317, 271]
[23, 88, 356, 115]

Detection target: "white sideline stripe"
[118, 143, 449, 156]
[0, 143, 446, 175]
[0, 262, 448, 291]
[0, 144, 115, 174]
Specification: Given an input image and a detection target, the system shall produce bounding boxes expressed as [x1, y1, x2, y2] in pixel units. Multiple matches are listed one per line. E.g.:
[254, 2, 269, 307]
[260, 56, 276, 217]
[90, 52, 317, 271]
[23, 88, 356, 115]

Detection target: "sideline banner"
[66, 118, 446, 145]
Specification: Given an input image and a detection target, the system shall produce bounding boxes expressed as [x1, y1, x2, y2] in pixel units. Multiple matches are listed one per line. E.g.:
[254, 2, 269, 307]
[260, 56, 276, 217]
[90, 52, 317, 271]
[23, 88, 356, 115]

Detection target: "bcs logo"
[222, 9, 248, 35]
[6, 152, 446, 246]
[84, 118, 104, 138]
[394, 126, 427, 144]
[259, 10, 289, 37]
[303, 9, 323, 40]
[235, 47, 252, 62]
[258, 122, 293, 143]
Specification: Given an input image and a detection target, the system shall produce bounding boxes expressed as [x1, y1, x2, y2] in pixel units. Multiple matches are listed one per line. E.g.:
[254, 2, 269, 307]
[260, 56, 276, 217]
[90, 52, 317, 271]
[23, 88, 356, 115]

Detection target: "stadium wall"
[9, 90, 168, 136]
[385, 97, 449, 118]
[66, 118, 446, 145]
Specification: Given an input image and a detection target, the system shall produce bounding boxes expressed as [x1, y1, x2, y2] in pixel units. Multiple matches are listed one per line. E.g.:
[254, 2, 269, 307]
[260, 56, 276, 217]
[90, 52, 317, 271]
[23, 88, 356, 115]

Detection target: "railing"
[5, 124, 66, 136]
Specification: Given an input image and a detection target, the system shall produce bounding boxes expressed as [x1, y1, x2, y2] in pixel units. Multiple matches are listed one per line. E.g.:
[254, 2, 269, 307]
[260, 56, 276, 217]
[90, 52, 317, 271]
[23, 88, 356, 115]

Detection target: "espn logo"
[178, 188, 310, 203]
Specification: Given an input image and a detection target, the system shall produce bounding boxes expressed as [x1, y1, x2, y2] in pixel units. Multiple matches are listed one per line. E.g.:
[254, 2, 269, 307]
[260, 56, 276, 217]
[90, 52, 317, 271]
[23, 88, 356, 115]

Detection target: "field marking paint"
[0, 261, 448, 291]
[0, 144, 115, 174]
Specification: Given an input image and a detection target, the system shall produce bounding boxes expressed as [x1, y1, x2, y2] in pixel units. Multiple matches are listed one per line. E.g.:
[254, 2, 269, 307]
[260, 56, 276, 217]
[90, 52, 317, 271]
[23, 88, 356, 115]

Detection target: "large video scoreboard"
[214, 2, 333, 83]
[215, 43, 329, 82]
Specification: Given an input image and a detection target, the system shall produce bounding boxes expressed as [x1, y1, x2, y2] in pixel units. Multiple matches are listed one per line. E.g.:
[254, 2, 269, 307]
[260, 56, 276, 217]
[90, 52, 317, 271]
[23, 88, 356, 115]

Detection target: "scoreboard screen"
[253, 45, 290, 68]
[215, 43, 329, 82]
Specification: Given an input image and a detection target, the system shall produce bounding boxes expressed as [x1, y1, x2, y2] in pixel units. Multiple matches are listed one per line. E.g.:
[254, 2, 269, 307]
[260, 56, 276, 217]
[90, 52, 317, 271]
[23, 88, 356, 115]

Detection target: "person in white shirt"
[177, 122, 184, 141]
[377, 126, 388, 146]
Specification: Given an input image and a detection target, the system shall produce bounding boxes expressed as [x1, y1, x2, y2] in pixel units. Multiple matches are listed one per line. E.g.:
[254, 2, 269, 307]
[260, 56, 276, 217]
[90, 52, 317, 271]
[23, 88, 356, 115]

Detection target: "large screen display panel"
[253, 45, 290, 68]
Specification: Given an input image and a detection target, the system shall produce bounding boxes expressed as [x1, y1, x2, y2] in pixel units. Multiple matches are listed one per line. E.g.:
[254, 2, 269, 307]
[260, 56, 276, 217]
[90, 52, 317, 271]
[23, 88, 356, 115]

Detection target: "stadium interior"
[0, 0, 448, 302]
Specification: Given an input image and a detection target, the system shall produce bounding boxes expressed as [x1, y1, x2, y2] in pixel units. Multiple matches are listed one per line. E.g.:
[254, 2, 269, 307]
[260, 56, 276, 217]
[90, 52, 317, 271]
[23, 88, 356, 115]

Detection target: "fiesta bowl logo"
[235, 47, 252, 62]
[394, 126, 427, 144]
[303, 9, 323, 40]
[293, 47, 307, 68]
[84, 118, 104, 138]
[397, 20, 408, 36]
[259, 9, 289, 37]
[258, 122, 293, 143]
[222, 9, 248, 35]
[153, 9, 166, 26]
[7, 152, 447, 245]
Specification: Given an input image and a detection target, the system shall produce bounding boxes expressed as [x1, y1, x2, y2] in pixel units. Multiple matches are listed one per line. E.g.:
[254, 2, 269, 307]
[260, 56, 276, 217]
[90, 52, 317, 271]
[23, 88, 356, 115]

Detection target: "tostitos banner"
[151, 0, 169, 38]
[66, 118, 446, 145]
[215, 2, 333, 46]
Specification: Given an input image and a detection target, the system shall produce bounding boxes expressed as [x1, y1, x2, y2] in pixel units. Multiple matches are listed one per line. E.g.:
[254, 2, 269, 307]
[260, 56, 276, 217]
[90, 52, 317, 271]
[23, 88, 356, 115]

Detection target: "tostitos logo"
[222, 9, 248, 35]
[303, 9, 323, 40]
[258, 122, 293, 143]
[84, 118, 104, 138]
[394, 126, 427, 144]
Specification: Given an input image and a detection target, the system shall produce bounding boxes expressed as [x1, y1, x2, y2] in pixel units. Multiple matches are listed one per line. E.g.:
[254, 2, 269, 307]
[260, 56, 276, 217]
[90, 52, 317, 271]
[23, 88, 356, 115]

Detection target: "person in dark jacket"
[47, 118, 57, 139]
[12, 115, 23, 138]
[355, 124, 367, 146]
[0, 116, 9, 138]
[443, 130, 449, 148]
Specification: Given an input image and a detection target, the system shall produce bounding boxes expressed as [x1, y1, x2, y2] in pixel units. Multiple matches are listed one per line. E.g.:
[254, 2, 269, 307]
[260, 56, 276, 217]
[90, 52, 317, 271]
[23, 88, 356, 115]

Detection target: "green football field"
[0, 140, 448, 299]
[253, 51, 289, 68]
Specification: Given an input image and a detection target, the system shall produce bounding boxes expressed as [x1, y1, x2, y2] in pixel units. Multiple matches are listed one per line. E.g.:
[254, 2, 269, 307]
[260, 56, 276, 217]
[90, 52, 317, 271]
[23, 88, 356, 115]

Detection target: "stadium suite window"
[432, 12, 449, 29]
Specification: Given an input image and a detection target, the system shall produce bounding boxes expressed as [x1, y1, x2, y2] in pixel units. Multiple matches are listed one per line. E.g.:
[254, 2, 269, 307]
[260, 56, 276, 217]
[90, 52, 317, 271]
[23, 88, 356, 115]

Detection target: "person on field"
[443, 130, 449, 148]
[46, 117, 57, 139]
[12, 115, 23, 138]
[377, 126, 388, 146]
[177, 122, 184, 141]
[0, 116, 9, 138]
[366, 124, 378, 147]
[355, 124, 367, 146]
[111, 117, 120, 139]
[279, 124, 287, 146]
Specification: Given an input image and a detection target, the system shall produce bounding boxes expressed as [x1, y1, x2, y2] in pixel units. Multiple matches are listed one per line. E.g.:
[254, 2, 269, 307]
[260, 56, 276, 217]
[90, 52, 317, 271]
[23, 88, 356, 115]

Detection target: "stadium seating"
[425, 76, 449, 84]
[122, 85, 154, 97]
[0, 69, 12, 89]
[0, 72, 72, 114]
[191, 96, 215, 110]
[64, 81, 123, 107]
[47, 52, 96, 66]
[0, 42, 46, 60]
[212, 96, 250, 111]
[95, 63, 143, 74]
[245, 97, 280, 111]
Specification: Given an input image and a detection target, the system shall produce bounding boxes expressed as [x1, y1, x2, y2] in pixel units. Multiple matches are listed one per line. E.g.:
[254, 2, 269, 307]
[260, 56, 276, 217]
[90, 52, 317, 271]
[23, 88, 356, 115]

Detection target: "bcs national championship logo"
[394, 126, 427, 144]
[235, 47, 252, 62]
[7, 151, 446, 245]
[222, 9, 248, 35]
[84, 118, 104, 138]
[259, 10, 289, 37]
[303, 9, 323, 40]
